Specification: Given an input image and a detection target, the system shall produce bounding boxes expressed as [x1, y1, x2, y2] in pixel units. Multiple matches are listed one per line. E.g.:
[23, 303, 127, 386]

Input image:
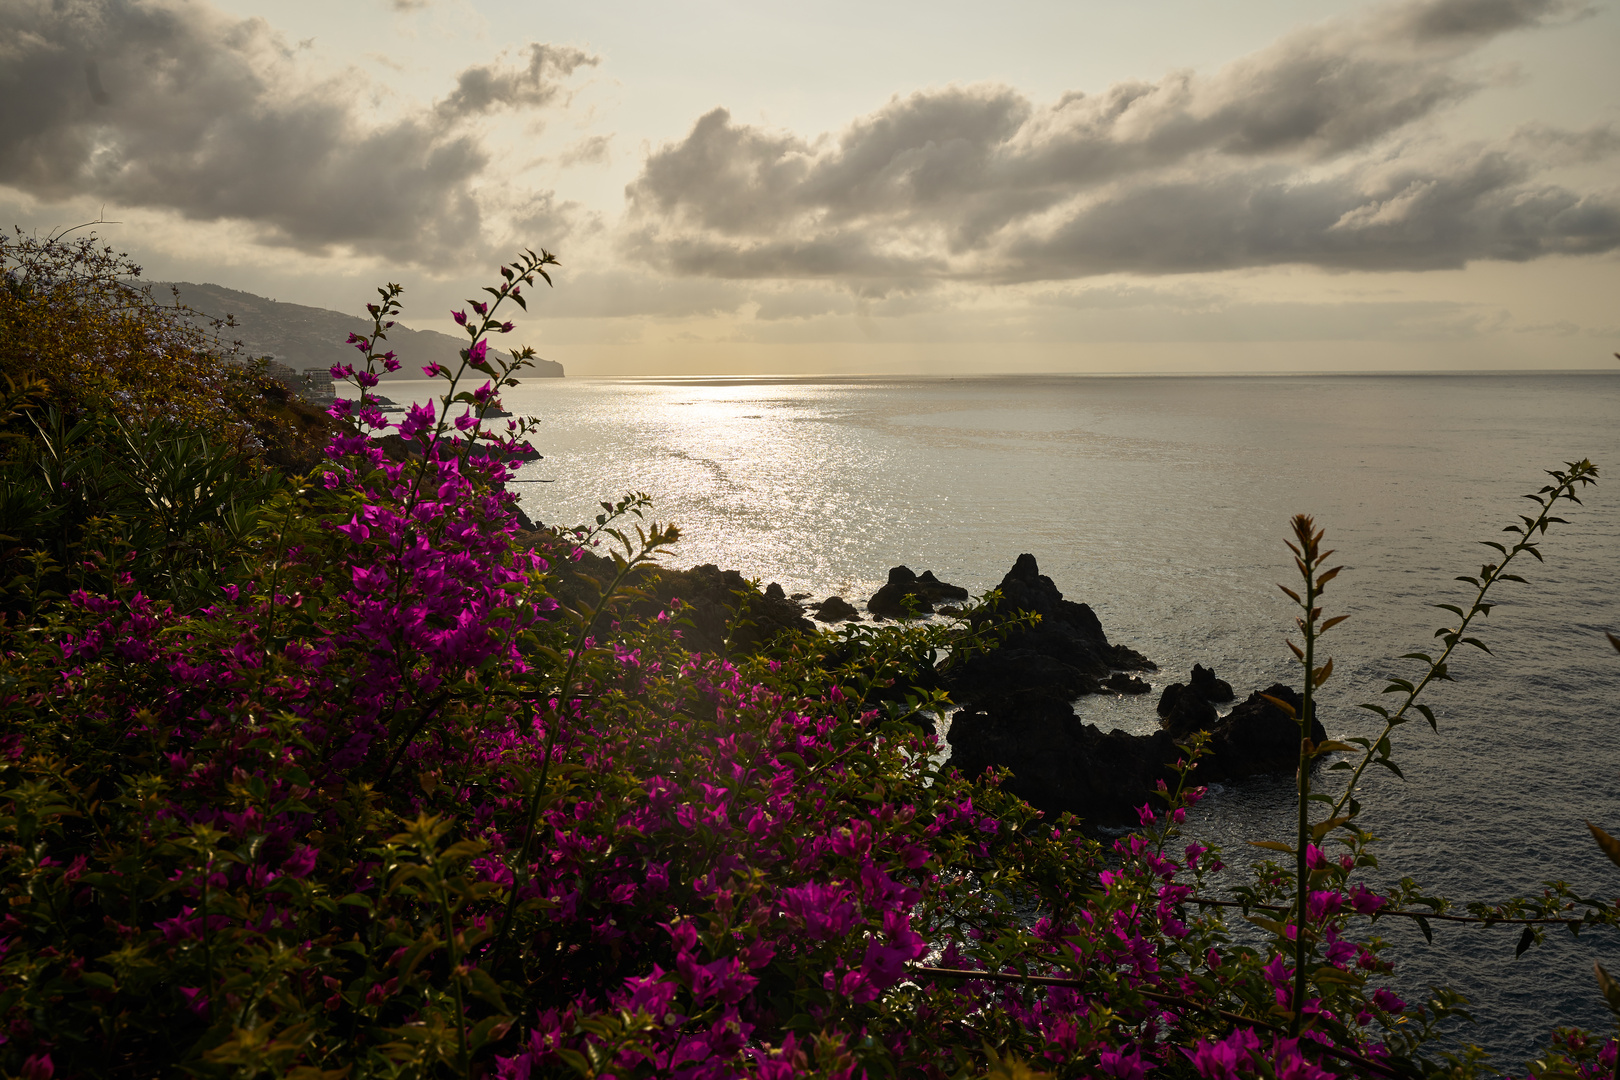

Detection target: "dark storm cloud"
[624, 0, 1617, 283]
[0, 0, 594, 263]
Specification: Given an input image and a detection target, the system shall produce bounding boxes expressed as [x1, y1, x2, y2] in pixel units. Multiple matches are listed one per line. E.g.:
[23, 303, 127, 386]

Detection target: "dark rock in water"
[949, 649, 1101, 708]
[946, 680, 1324, 826]
[993, 554, 1157, 672]
[542, 557, 815, 655]
[1195, 684, 1325, 782]
[1191, 664, 1235, 703]
[810, 596, 862, 623]
[648, 565, 815, 653]
[1157, 682, 1185, 718]
[947, 553, 1155, 709]
[866, 565, 970, 618]
[947, 698, 1181, 828]
[1102, 672, 1152, 695]
[1158, 665, 1236, 722]
[1159, 688, 1218, 738]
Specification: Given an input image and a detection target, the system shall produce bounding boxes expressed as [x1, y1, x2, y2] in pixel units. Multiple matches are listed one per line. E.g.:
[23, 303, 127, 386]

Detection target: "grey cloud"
[1004, 149, 1620, 278]
[1505, 122, 1620, 164]
[435, 43, 598, 120]
[628, 109, 817, 235]
[508, 192, 588, 252]
[0, 0, 592, 264]
[1387, 0, 1589, 43]
[625, 0, 1617, 284]
[559, 134, 613, 168]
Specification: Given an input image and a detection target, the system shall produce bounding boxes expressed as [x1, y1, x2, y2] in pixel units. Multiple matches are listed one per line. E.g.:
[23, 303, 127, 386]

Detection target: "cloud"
[559, 134, 613, 168]
[0, 0, 594, 264]
[434, 43, 597, 120]
[624, 0, 1618, 284]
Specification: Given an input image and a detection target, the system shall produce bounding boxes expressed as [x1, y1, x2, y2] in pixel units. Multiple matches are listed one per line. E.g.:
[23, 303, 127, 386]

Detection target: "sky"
[3, 0, 1618, 375]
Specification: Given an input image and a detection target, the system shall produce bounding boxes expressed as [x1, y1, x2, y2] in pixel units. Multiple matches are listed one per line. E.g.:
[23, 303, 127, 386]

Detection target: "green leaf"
[1587, 821, 1620, 869]
[468, 1015, 515, 1052]
[1515, 926, 1535, 958]
[1415, 915, 1433, 943]
[1246, 914, 1288, 936]
[1312, 741, 1358, 756]
[1260, 694, 1296, 718]
[1461, 637, 1492, 654]
[1596, 963, 1620, 1015]
[1312, 815, 1353, 839]
[1312, 967, 1358, 986]
[1249, 840, 1295, 853]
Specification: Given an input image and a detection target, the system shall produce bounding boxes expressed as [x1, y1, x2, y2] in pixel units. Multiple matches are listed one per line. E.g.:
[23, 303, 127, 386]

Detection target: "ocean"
[414, 371, 1619, 1066]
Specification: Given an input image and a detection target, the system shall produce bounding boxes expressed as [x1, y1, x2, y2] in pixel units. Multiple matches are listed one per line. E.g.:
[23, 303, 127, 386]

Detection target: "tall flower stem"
[1281, 515, 1343, 1036]
[1329, 460, 1598, 821]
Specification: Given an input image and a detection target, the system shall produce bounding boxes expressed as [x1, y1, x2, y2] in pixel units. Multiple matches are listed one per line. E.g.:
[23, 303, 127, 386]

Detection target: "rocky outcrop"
[1159, 691, 1218, 738]
[947, 681, 1325, 827]
[1102, 673, 1152, 695]
[947, 699, 1182, 827]
[993, 554, 1157, 671]
[644, 569, 815, 653]
[529, 541, 814, 656]
[1191, 684, 1325, 782]
[948, 554, 1155, 709]
[949, 649, 1101, 708]
[1190, 664, 1236, 702]
[1158, 664, 1235, 717]
[809, 596, 862, 623]
[866, 566, 970, 618]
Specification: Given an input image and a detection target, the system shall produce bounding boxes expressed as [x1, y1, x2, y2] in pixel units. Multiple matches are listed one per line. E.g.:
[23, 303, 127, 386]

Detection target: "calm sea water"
[415, 371, 1618, 1066]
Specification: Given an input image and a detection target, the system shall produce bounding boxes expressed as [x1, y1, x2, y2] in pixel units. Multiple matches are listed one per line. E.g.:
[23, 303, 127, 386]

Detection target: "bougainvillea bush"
[1, 245, 1616, 1079]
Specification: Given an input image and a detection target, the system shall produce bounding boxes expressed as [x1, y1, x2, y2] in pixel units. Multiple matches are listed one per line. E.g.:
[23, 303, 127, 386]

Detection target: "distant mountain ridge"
[155, 281, 564, 380]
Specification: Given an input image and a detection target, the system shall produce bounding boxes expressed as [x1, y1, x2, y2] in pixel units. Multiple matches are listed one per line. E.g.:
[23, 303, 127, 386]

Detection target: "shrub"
[0, 227, 286, 451]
